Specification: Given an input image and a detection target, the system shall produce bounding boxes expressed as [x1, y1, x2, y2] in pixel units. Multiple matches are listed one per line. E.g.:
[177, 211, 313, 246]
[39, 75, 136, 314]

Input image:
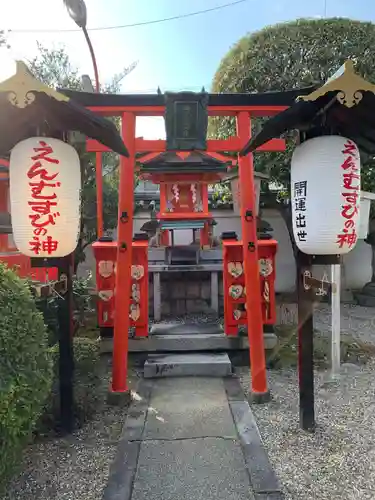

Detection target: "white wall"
[82, 208, 373, 292]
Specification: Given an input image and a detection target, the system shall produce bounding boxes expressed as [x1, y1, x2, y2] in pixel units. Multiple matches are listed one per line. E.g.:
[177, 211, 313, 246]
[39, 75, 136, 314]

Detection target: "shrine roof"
[240, 61, 375, 157]
[160, 219, 207, 230]
[58, 86, 316, 108]
[139, 151, 230, 173]
[0, 61, 129, 157]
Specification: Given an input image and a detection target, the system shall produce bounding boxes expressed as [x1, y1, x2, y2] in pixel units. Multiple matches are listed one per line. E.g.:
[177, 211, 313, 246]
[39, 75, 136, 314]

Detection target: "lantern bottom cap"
[249, 389, 271, 404]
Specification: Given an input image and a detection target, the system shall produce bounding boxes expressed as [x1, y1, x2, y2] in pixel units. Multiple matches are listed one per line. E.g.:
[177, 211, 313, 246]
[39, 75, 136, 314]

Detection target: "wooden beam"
[86, 105, 289, 117]
[86, 137, 286, 154]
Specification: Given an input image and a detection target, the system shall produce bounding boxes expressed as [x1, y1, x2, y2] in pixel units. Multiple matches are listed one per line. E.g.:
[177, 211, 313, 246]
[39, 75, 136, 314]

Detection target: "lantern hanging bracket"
[31, 274, 68, 298]
[303, 270, 336, 295]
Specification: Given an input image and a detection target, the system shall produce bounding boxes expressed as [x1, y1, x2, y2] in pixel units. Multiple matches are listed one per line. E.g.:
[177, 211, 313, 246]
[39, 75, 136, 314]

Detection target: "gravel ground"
[3, 361, 141, 500]
[238, 361, 375, 500]
[313, 303, 375, 344]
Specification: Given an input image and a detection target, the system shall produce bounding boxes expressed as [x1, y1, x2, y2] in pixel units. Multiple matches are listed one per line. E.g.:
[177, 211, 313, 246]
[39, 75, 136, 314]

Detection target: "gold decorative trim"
[297, 60, 375, 108]
[0, 61, 70, 109]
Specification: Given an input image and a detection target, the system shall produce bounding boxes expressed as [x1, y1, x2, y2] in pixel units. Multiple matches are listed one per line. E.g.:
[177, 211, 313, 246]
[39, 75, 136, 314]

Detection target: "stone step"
[100, 332, 278, 354]
[143, 353, 232, 378]
[150, 322, 223, 336]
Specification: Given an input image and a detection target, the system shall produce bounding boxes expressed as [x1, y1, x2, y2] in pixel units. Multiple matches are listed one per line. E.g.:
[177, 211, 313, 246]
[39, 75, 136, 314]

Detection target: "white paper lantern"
[291, 135, 361, 255]
[9, 137, 81, 258]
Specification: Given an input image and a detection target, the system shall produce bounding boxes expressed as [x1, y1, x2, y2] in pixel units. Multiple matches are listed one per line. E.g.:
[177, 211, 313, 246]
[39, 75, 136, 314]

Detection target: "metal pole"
[82, 26, 103, 238]
[330, 263, 341, 379]
[82, 27, 100, 92]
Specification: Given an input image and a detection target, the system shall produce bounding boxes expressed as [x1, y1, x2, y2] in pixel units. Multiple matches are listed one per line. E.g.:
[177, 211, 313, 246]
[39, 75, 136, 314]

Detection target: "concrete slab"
[100, 333, 278, 354]
[103, 376, 283, 500]
[131, 438, 255, 500]
[230, 400, 282, 495]
[102, 380, 154, 500]
[144, 353, 232, 378]
[150, 322, 223, 336]
[142, 378, 237, 440]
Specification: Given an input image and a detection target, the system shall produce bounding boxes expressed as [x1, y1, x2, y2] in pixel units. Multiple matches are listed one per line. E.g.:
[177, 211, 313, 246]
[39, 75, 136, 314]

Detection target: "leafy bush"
[35, 272, 96, 344]
[38, 337, 101, 432]
[72, 272, 96, 334]
[0, 263, 52, 490]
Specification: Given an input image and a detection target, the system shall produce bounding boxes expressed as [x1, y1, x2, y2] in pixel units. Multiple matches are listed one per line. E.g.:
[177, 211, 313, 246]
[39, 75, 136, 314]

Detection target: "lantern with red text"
[9, 137, 81, 258]
[291, 136, 361, 255]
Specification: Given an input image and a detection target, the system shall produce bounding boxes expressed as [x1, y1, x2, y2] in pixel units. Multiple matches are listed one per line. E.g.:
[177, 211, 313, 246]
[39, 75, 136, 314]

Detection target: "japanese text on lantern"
[27, 141, 60, 256]
[293, 180, 308, 242]
[336, 140, 360, 249]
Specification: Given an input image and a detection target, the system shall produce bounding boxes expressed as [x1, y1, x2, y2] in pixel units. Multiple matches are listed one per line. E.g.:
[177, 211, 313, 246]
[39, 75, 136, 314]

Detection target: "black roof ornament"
[0, 61, 129, 157]
[240, 60, 375, 157]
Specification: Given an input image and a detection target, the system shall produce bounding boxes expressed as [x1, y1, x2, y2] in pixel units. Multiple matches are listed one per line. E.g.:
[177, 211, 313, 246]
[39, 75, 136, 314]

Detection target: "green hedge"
[37, 337, 102, 432]
[0, 263, 52, 490]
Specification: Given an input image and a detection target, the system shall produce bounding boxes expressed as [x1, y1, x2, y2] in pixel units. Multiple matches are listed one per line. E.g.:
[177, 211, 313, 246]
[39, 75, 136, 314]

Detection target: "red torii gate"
[60, 87, 313, 402]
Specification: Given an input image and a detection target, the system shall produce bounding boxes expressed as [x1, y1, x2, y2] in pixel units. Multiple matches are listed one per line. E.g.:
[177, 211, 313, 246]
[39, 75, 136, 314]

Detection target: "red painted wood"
[112, 112, 136, 393]
[86, 137, 286, 154]
[0, 180, 8, 252]
[237, 111, 269, 397]
[0, 252, 57, 282]
[92, 242, 116, 330]
[92, 241, 149, 337]
[222, 239, 278, 331]
[131, 241, 149, 337]
[156, 212, 212, 220]
[87, 104, 288, 117]
[142, 173, 224, 183]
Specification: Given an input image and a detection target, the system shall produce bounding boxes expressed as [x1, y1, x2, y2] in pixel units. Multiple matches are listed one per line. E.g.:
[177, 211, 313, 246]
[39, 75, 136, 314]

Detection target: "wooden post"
[31, 255, 75, 433]
[57, 254, 74, 433]
[330, 261, 341, 379]
[297, 251, 315, 431]
[237, 111, 269, 402]
[111, 112, 136, 395]
[0, 179, 9, 251]
[96, 152, 103, 238]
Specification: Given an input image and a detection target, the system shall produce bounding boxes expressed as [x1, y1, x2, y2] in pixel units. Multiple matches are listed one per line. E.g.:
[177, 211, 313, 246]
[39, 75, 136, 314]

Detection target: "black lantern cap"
[240, 60, 375, 158]
[133, 232, 149, 241]
[0, 61, 129, 157]
[221, 231, 238, 240]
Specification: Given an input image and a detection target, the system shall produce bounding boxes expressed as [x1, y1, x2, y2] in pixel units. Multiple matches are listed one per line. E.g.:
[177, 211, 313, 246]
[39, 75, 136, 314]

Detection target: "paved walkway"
[102, 377, 283, 500]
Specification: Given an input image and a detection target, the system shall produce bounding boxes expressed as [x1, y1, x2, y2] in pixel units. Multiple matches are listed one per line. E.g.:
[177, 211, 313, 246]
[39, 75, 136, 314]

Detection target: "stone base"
[144, 353, 232, 378]
[355, 293, 375, 307]
[355, 282, 375, 306]
[249, 390, 271, 404]
[107, 388, 132, 407]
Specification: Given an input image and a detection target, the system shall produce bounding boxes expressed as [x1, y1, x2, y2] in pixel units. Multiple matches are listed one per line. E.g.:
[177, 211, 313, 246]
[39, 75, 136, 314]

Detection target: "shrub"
[38, 337, 102, 432]
[34, 271, 96, 344]
[0, 263, 52, 491]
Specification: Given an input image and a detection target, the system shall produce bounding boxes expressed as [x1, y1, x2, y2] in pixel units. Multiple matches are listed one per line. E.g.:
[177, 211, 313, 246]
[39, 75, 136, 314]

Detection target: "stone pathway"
[102, 377, 282, 500]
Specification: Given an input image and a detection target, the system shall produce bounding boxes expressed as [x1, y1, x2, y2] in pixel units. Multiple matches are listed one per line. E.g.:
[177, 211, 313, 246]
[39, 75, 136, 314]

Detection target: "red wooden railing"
[0, 252, 58, 282]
